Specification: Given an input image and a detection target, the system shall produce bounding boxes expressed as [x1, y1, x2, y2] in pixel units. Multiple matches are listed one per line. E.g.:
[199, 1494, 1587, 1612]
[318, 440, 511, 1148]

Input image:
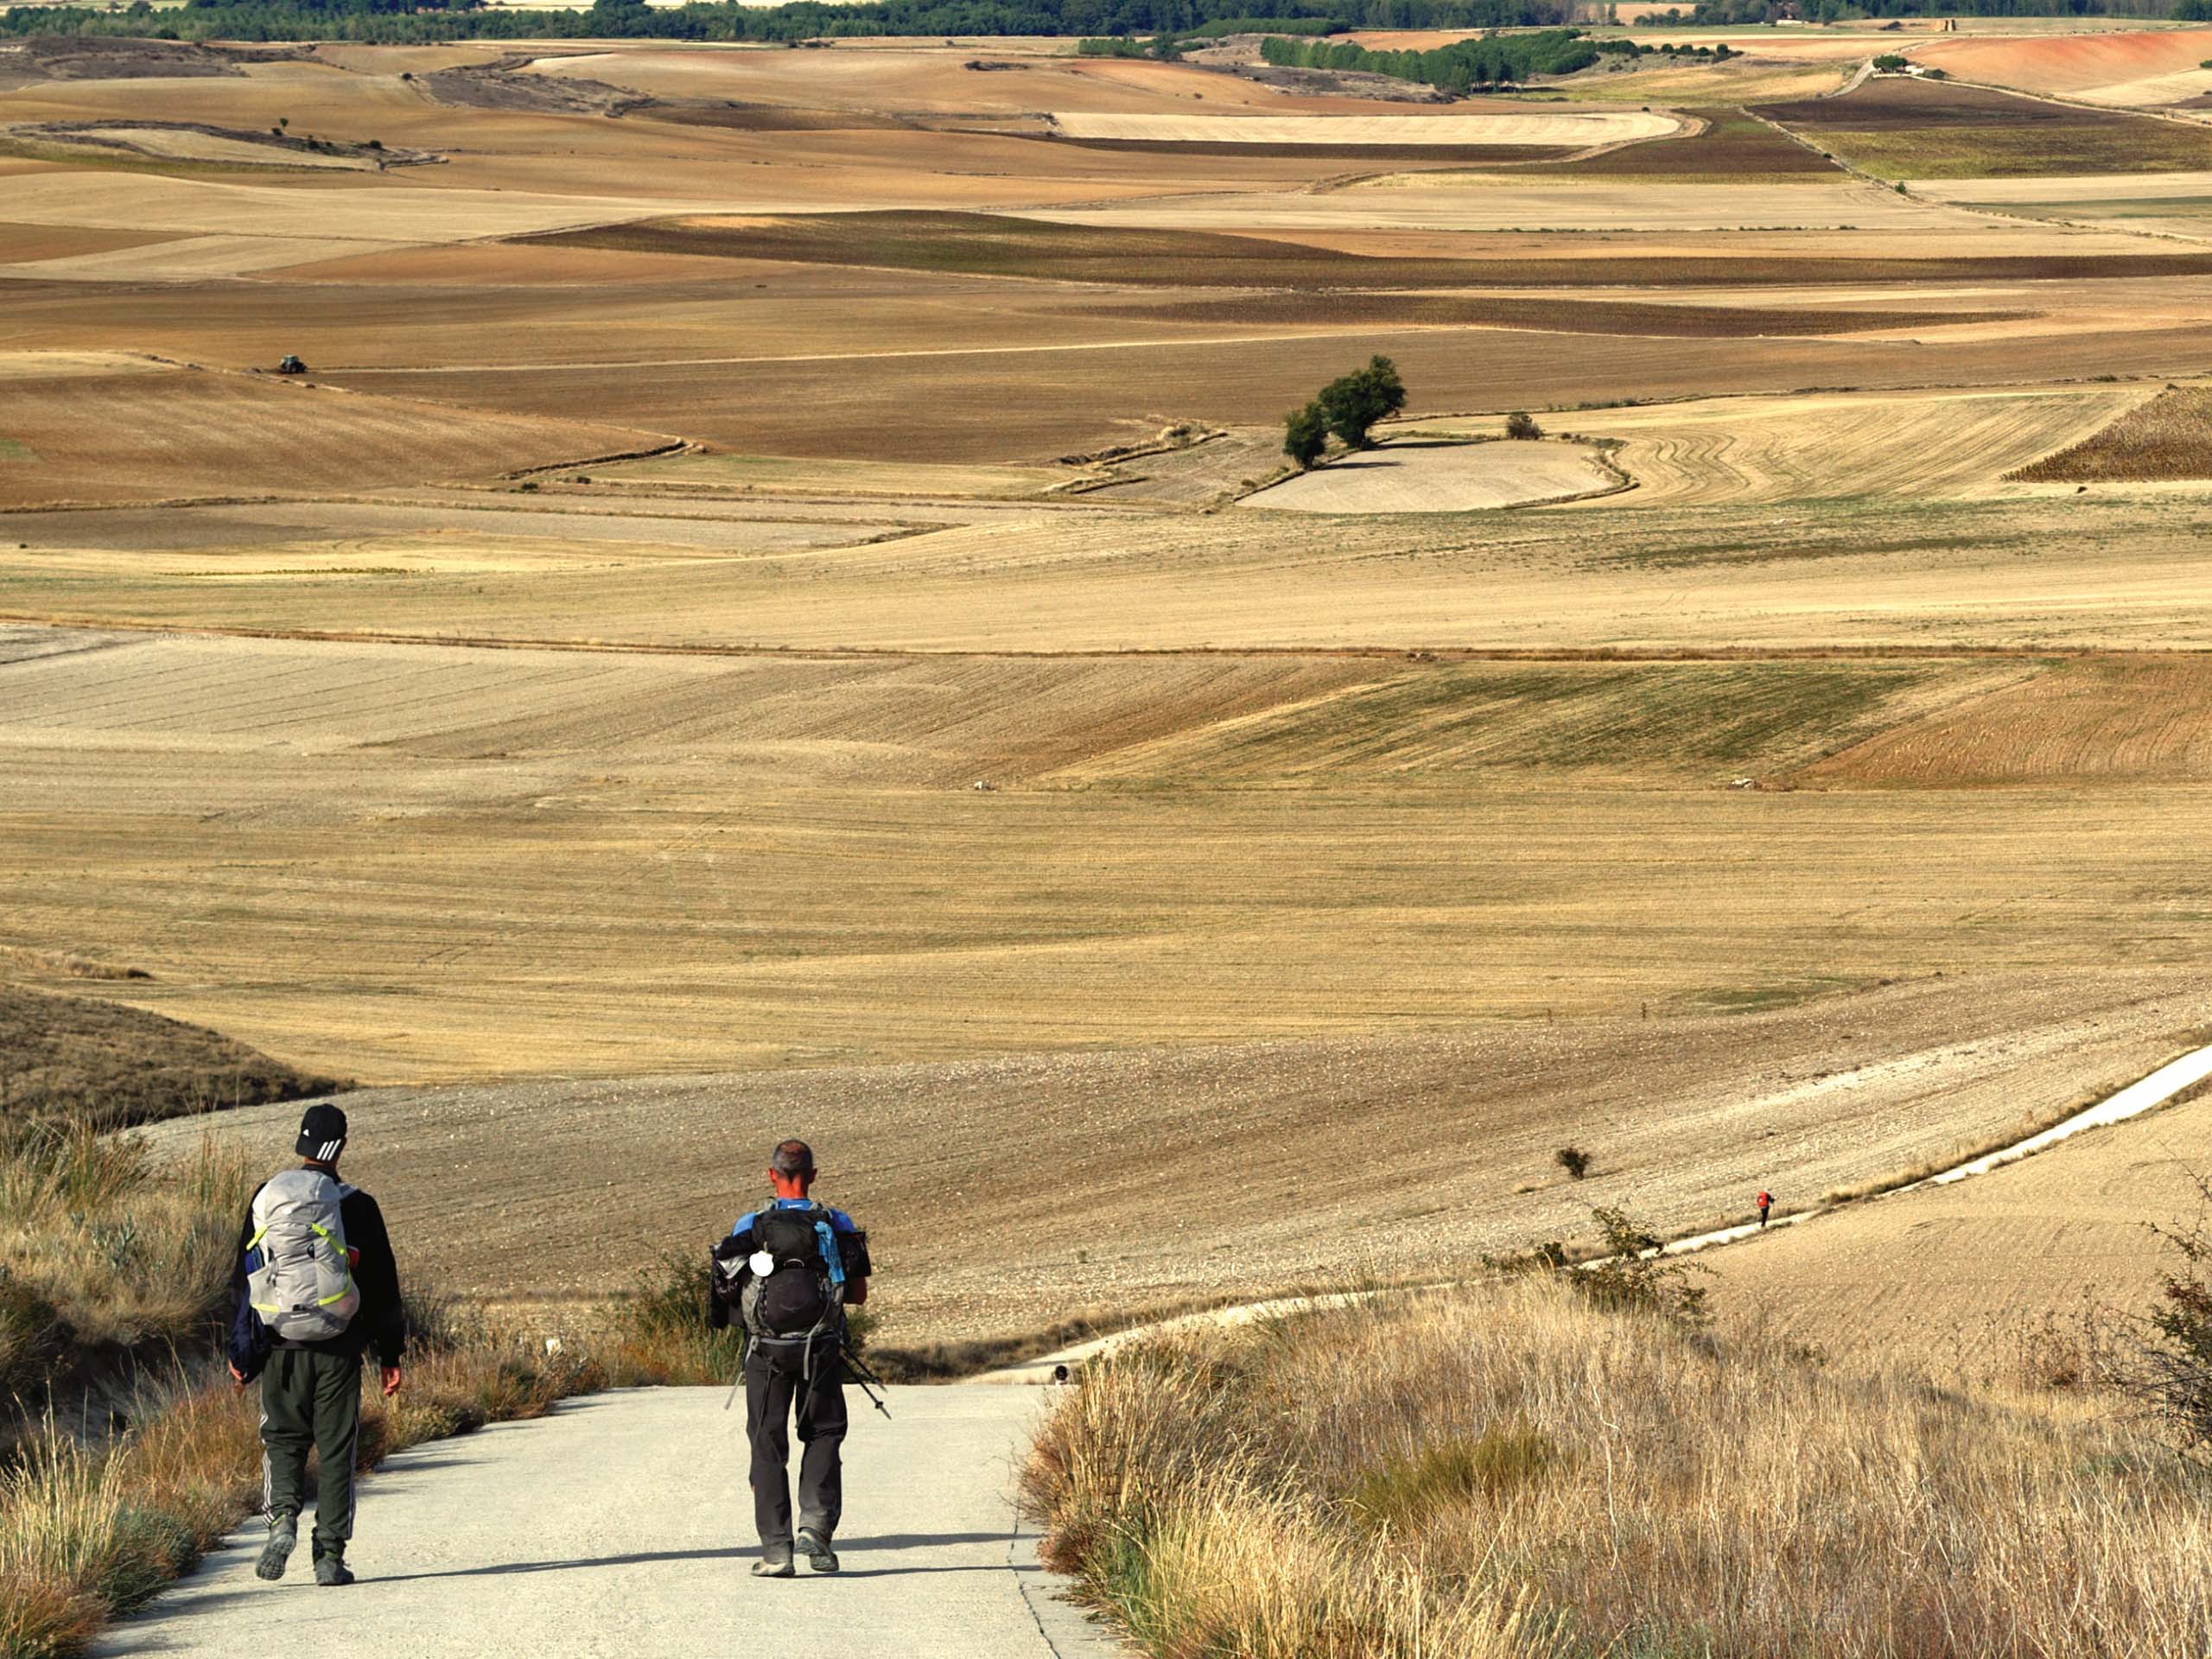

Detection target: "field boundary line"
[6, 616, 2208, 665]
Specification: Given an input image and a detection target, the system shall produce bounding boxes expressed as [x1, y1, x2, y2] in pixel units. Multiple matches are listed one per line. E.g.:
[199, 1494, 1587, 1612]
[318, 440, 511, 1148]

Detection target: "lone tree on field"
[1283, 355, 1408, 467]
[1319, 355, 1407, 449]
[1283, 401, 1329, 468]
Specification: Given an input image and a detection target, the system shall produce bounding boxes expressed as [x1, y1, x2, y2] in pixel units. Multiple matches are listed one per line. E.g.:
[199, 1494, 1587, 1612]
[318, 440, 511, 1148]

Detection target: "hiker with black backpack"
[709, 1138, 872, 1579]
[226, 1102, 406, 1588]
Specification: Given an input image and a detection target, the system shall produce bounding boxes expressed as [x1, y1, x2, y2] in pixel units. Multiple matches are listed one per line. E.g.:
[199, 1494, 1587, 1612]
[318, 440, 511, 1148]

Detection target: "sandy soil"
[1242, 438, 1617, 513]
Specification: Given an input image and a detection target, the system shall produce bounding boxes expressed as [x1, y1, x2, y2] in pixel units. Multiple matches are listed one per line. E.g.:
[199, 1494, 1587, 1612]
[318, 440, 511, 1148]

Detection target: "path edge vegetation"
[1022, 1209, 2212, 1658]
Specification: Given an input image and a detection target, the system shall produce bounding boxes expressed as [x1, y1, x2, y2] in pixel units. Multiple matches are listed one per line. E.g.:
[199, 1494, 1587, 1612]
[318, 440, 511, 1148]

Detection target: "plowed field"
[0, 354, 670, 507]
[1914, 26, 2212, 108]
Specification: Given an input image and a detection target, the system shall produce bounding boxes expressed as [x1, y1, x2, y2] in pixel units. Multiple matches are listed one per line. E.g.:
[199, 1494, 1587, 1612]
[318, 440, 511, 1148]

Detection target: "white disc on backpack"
[749, 1250, 775, 1276]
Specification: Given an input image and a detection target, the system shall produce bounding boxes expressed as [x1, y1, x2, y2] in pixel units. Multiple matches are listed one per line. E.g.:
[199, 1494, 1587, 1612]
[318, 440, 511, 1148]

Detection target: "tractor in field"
[275, 354, 307, 375]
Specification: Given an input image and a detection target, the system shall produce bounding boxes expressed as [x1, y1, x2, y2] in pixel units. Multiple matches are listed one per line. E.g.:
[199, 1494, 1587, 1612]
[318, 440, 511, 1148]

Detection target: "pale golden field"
[3, 32, 2211, 1355]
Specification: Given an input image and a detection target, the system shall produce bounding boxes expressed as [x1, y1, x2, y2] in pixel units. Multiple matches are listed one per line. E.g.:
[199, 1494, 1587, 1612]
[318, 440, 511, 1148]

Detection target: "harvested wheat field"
[1048, 109, 1682, 147]
[2006, 383, 2212, 481]
[10, 494, 2212, 653]
[1242, 438, 1618, 513]
[1802, 655, 2212, 786]
[6, 624, 2212, 1090]
[1515, 385, 2158, 507]
[1710, 1066, 2212, 1382]
[124, 973, 2209, 1337]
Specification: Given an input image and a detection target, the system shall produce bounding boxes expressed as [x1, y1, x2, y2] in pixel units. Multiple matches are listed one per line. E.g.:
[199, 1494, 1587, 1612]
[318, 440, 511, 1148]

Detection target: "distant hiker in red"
[1756, 1191, 1773, 1228]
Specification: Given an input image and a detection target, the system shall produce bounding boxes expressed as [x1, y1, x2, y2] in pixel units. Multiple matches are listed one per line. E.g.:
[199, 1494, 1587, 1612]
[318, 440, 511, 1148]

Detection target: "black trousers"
[744, 1353, 847, 1552]
[260, 1347, 361, 1557]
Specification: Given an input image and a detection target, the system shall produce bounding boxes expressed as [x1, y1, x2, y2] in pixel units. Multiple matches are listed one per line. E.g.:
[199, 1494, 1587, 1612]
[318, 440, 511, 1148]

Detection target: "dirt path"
[980, 1038, 2212, 1382]
[92, 1387, 1120, 1659]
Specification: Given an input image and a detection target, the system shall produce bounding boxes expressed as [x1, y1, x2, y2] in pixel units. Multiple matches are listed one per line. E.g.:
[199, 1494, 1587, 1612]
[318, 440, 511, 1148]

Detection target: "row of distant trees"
[1649, 0, 2196, 23]
[1261, 25, 1592, 89]
[0, 0, 1592, 44]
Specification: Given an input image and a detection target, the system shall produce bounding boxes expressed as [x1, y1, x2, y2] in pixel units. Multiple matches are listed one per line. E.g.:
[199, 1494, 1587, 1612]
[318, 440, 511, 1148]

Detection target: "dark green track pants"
[259, 1348, 361, 1557]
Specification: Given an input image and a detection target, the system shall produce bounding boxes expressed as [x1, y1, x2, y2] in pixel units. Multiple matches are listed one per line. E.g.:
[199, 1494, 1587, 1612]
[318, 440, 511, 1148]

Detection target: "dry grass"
[0, 1125, 257, 1407]
[0, 1317, 612, 1659]
[1026, 1280, 2212, 1658]
[2007, 386, 2212, 484]
[0, 986, 341, 1133]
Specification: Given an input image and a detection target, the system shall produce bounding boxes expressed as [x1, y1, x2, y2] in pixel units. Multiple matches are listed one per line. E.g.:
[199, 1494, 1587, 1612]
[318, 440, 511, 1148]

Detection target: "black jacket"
[228, 1173, 407, 1376]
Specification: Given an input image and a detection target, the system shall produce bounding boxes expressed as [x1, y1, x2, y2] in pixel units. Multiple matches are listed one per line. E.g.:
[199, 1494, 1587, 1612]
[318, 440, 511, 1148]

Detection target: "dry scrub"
[2008, 386, 2212, 484]
[1027, 1281, 2212, 1658]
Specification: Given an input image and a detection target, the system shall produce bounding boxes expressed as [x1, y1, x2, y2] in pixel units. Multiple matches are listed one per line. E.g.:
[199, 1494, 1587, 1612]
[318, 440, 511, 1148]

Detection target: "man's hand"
[380, 1365, 404, 1398]
[228, 1362, 250, 1392]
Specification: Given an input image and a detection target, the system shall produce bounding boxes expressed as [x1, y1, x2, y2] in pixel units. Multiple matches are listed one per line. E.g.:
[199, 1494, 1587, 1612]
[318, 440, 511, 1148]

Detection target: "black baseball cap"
[296, 1102, 348, 1161]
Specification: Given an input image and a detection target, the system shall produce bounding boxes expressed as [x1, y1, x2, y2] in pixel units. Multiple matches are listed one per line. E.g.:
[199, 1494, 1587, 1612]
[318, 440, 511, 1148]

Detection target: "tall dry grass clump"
[0, 1123, 257, 1403]
[1027, 1280, 2212, 1659]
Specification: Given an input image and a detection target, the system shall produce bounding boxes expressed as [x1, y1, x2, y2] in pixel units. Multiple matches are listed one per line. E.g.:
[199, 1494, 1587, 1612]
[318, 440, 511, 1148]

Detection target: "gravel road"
[92, 1387, 1120, 1659]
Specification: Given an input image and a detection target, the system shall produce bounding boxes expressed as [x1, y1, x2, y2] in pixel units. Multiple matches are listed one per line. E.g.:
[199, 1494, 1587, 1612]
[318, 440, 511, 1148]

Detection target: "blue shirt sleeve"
[730, 1211, 757, 1240]
[826, 1208, 857, 1235]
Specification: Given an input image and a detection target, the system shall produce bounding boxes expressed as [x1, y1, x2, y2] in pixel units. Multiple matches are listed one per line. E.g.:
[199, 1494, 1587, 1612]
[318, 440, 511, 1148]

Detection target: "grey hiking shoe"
[314, 1553, 354, 1587]
[796, 1527, 839, 1574]
[255, 1516, 297, 1581]
[751, 1554, 795, 1579]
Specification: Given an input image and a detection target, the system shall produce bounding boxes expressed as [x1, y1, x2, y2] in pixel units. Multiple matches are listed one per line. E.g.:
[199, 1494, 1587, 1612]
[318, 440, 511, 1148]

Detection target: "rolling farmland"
[3, 24, 2212, 1369]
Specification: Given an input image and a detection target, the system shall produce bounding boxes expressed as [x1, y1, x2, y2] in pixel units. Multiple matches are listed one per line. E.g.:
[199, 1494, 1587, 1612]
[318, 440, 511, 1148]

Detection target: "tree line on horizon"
[0, 0, 1585, 46]
[5, 0, 2200, 48]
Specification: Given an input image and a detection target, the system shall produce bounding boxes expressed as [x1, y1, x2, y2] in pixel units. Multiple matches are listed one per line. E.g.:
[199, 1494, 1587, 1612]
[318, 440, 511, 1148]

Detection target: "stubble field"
[4, 29, 2211, 1357]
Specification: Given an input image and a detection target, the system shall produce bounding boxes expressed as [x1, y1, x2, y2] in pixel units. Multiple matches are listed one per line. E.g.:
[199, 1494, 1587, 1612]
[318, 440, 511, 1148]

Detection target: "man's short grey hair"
[771, 1139, 816, 1179]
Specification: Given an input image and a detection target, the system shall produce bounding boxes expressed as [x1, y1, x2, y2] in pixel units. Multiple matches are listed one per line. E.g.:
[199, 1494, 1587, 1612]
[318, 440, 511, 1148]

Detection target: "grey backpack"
[245, 1168, 360, 1343]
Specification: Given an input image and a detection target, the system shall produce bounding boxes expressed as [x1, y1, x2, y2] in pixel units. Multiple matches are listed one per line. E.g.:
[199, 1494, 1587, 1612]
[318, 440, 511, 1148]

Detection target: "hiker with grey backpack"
[709, 1138, 873, 1579]
[226, 1102, 406, 1588]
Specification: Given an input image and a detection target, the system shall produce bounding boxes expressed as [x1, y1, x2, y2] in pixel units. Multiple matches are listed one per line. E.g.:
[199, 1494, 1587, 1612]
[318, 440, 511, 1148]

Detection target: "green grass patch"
[0, 441, 33, 463]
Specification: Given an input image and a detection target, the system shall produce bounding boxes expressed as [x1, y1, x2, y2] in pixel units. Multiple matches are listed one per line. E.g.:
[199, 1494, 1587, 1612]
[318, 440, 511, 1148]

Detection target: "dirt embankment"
[420, 54, 652, 117]
[8, 121, 439, 171]
[0, 35, 313, 92]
